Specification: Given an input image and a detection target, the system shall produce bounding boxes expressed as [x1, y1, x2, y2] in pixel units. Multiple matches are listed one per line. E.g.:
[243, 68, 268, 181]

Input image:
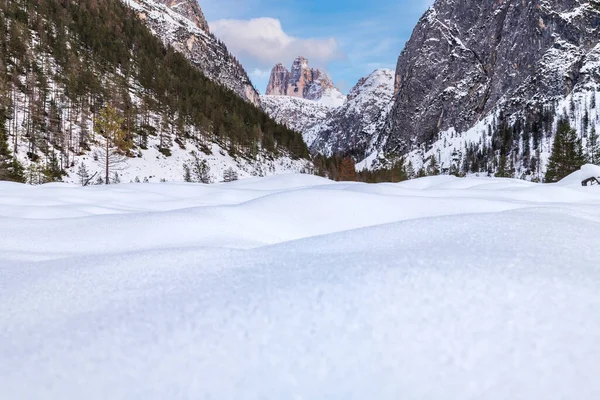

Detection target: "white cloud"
[210, 17, 342, 69]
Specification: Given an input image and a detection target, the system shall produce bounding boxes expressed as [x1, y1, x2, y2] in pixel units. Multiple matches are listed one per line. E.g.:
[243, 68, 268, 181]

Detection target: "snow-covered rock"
[371, 0, 600, 176]
[123, 0, 261, 106]
[263, 68, 395, 161]
[558, 164, 600, 186]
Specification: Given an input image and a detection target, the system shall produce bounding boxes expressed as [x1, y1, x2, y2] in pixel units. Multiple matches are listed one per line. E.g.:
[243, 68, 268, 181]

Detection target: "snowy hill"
[261, 89, 345, 146]
[2, 174, 600, 398]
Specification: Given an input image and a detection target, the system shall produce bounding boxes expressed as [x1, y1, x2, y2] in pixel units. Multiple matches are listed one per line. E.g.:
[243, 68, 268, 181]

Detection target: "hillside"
[0, 0, 310, 184]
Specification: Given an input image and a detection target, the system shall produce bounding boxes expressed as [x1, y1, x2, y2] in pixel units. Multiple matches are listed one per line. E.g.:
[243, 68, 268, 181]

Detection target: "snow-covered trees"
[223, 167, 239, 182]
[183, 151, 212, 184]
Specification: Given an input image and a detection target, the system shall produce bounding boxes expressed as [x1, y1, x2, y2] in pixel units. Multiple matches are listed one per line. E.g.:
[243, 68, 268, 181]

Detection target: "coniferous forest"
[0, 0, 309, 183]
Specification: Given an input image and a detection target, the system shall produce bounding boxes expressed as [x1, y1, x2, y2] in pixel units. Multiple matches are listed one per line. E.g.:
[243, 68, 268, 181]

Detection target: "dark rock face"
[383, 0, 600, 154]
[265, 57, 336, 100]
[125, 0, 261, 106]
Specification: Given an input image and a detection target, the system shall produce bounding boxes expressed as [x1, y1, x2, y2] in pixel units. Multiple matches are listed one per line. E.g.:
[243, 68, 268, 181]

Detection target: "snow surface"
[2, 174, 600, 399]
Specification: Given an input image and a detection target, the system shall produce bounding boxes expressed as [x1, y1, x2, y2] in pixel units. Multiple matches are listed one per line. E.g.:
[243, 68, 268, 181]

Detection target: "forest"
[0, 0, 309, 183]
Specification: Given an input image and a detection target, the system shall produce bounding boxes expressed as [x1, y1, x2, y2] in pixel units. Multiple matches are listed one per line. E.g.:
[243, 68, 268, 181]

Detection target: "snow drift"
[1, 174, 600, 399]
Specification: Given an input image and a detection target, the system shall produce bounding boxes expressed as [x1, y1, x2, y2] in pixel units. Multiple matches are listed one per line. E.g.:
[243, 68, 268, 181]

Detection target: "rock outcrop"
[123, 0, 261, 106]
[266, 57, 338, 101]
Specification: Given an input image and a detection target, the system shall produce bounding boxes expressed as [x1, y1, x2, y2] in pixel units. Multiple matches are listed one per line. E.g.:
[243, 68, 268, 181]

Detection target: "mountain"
[124, 0, 261, 106]
[0, 0, 310, 184]
[311, 69, 395, 161]
[265, 57, 343, 102]
[262, 65, 394, 160]
[375, 0, 600, 177]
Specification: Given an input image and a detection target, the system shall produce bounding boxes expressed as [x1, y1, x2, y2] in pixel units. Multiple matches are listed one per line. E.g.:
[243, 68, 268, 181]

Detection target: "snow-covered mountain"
[311, 69, 395, 160]
[123, 0, 261, 106]
[262, 61, 395, 160]
[368, 0, 600, 176]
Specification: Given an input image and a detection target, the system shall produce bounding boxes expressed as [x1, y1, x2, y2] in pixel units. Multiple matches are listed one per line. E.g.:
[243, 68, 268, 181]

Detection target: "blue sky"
[201, 0, 433, 94]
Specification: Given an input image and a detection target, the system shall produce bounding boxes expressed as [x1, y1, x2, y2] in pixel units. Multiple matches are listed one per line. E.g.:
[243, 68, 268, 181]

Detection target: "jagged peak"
[265, 56, 340, 101]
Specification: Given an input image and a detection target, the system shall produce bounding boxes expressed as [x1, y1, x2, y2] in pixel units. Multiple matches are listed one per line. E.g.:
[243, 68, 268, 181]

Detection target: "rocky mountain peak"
[265, 56, 338, 101]
[124, 0, 260, 106]
[382, 0, 600, 155]
[152, 0, 210, 32]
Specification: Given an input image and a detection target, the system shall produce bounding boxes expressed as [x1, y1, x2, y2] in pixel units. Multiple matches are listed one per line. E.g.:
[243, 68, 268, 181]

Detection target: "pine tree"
[183, 164, 192, 182]
[0, 100, 25, 182]
[426, 155, 440, 176]
[406, 161, 416, 179]
[588, 125, 600, 165]
[76, 162, 91, 186]
[223, 167, 238, 182]
[185, 151, 212, 184]
[545, 119, 587, 182]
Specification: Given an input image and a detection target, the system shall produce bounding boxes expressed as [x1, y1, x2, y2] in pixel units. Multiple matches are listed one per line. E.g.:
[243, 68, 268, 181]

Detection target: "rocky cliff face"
[123, 0, 260, 106]
[383, 0, 600, 156]
[262, 69, 395, 160]
[311, 69, 395, 159]
[153, 0, 210, 32]
[266, 57, 338, 101]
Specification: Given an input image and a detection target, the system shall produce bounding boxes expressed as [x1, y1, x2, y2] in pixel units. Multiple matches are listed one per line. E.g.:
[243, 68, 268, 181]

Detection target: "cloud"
[210, 17, 343, 69]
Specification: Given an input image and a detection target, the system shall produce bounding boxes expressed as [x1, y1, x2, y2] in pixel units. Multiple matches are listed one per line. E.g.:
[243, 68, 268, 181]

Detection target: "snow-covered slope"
[261, 89, 345, 146]
[123, 0, 261, 106]
[263, 69, 395, 160]
[2, 173, 600, 398]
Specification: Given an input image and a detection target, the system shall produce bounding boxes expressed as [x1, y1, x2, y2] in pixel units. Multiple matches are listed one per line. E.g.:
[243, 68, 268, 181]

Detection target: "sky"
[200, 0, 433, 94]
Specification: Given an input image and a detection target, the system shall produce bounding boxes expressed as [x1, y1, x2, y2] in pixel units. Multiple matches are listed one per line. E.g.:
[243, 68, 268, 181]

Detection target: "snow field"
[1, 172, 600, 399]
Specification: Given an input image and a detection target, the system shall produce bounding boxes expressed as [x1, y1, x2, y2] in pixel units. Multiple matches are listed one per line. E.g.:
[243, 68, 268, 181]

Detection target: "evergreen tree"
[42, 152, 63, 183]
[406, 161, 416, 179]
[185, 151, 212, 183]
[223, 167, 239, 182]
[426, 155, 440, 176]
[545, 119, 587, 182]
[76, 162, 91, 186]
[0, 107, 25, 182]
[183, 163, 192, 182]
[588, 126, 600, 165]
